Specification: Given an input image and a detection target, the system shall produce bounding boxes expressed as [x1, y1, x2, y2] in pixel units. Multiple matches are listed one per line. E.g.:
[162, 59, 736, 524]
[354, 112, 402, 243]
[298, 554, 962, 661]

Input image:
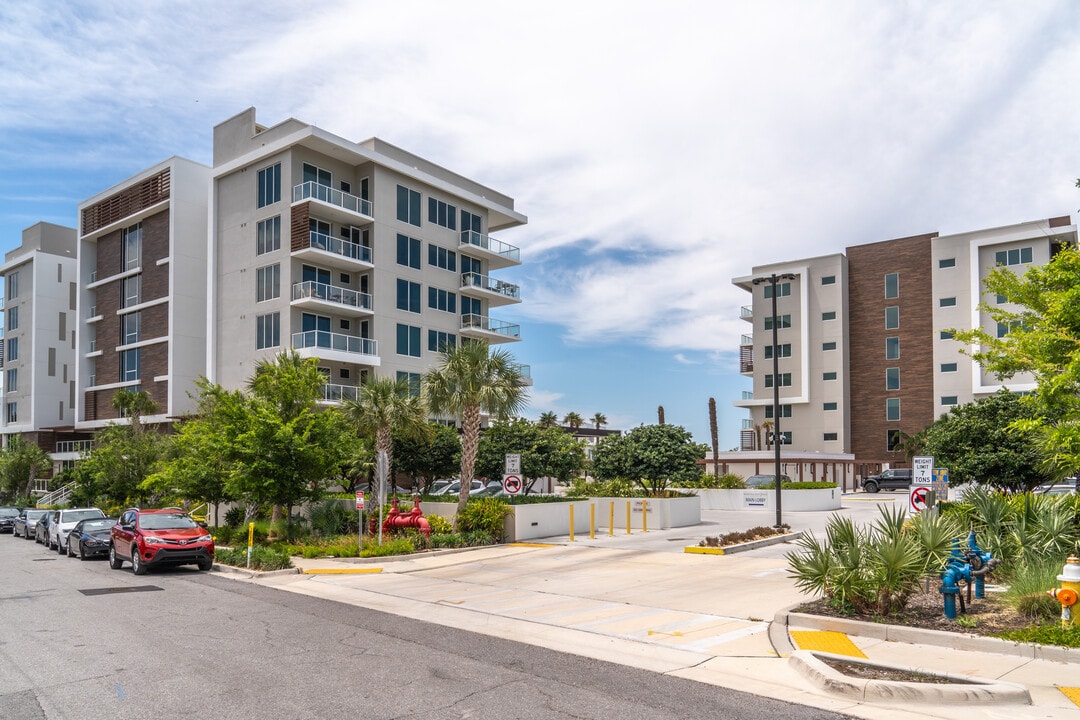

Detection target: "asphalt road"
[0, 530, 850, 720]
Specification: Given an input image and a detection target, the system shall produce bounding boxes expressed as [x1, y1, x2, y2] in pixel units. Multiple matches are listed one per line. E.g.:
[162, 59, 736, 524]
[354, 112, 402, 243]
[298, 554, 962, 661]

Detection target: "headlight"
[196, 534, 213, 544]
[143, 536, 166, 545]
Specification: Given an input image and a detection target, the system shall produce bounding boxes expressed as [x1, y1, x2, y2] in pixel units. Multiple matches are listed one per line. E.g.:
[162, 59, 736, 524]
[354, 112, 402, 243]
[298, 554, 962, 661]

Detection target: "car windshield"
[62, 509, 104, 523]
[0, 508, 20, 518]
[139, 513, 198, 530]
[80, 518, 117, 532]
[26, 510, 46, 520]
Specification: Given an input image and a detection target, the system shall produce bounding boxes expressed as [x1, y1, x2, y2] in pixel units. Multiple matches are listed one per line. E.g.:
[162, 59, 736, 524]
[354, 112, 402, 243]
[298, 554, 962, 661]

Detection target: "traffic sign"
[502, 474, 522, 495]
[355, 491, 364, 511]
[913, 456, 933, 485]
[931, 468, 949, 501]
[505, 454, 521, 474]
[910, 486, 931, 513]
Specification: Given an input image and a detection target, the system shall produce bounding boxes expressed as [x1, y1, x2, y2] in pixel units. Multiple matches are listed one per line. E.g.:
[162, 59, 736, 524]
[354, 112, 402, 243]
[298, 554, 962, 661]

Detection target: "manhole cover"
[79, 586, 164, 596]
[32, 558, 57, 562]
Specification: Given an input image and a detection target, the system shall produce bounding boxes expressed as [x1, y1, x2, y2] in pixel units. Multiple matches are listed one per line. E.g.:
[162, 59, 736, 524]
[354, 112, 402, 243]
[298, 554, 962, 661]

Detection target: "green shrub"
[564, 478, 638, 498]
[425, 514, 454, 535]
[224, 506, 245, 528]
[456, 498, 512, 540]
[429, 533, 466, 549]
[459, 530, 498, 547]
[682, 473, 745, 489]
[360, 537, 415, 557]
[997, 624, 1080, 648]
[214, 545, 294, 571]
[308, 499, 357, 537]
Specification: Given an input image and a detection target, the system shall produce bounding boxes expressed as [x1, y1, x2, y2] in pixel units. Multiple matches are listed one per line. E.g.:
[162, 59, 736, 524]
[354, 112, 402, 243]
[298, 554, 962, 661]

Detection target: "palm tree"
[112, 388, 157, 434]
[761, 420, 774, 450]
[538, 411, 558, 428]
[424, 342, 527, 517]
[343, 376, 429, 503]
[563, 412, 584, 430]
[708, 398, 719, 480]
[658, 406, 665, 425]
[248, 350, 322, 420]
[590, 412, 607, 430]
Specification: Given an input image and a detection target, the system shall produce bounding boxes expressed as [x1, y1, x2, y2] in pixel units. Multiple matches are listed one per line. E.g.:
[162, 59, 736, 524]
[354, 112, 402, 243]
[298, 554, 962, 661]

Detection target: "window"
[396, 279, 421, 313]
[885, 306, 899, 329]
[120, 348, 141, 382]
[396, 371, 421, 396]
[997, 320, 1025, 338]
[396, 323, 421, 357]
[396, 185, 421, 226]
[821, 275, 836, 285]
[823, 402, 838, 411]
[428, 330, 456, 352]
[257, 216, 281, 255]
[763, 314, 791, 330]
[823, 371, 837, 380]
[940, 331, 954, 340]
[303, 162, 331, 187]
[256, 312, 280, 349]
[995, 294, 1007, 304]
[302, 264, 331, 286]
[123, 275, 141, 308]
[884, 272, 899, 299]
[5, 369, 16, 392]
[6, 338, 17, 362]
[121, 312, 141, 345]
[940, 297, 957, 308]
[257, 163, 281, 208]
[941, 396, 959, 406]
[886, 367, 900, 390]
[886, 398, 901, 421]
[763, 344, 791, 359]
[461, 296, 482, 317]
[6, 403, 16, 424]
[995, 247, 1033, 266]
[821, 311, 836, 321]
[939, 258, 956, 269]
[396, 234, 422, 269]
[886, 336, 900, 359]
[887, 429, 903, 452]
[428, 244, 457, 271]
[5, 271, 16, 300]
[256, 264, 280, 302]
[823, 433, 838, 441]
[822, 341, 837, 351]
[339, 319, 350, 331]
[6, 306, 17, 331]
[428, 198, 457, 230]
[764, 404, 792, 419]
[428, 287, 457, 313]
[461, 209, 482, 235]
[123, 223, 142, 271]
[941, 363, 957, 372]
[763, 282, 791, 299]
[764, 373, 792, 388]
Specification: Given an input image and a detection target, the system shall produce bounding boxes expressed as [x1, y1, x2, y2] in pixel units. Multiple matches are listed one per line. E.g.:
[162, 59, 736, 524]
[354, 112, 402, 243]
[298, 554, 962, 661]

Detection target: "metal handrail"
[460, 230, 520, 262]
[292, 330, 378, 356]
[461, 272, 520, 299]
[293, 181, 373, 218]
[291, 281, 371, 310]
[307, 230, 372, 264]
[460, 313, 520, 338]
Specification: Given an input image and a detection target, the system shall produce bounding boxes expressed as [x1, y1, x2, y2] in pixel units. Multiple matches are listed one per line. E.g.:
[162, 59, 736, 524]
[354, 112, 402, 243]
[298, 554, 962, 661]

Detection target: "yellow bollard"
[589, 503, 595, 539]
[609, 501, 615, 537]
[642, 499, 648, 533]
[569, 504, 575, 542]
[626, 500, 632, 535]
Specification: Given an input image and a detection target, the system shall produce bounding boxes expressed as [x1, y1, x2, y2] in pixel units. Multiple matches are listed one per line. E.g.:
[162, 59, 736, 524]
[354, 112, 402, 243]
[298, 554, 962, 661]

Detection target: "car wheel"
[108, 544, 123, 570]
[197, 558, 213, 572]
[131, 549, 147, 576]
[864, 481, 879, 493]
[78, 543, 86, 561]
[58, 538, 67, 555]
[67, 538, 75, 557]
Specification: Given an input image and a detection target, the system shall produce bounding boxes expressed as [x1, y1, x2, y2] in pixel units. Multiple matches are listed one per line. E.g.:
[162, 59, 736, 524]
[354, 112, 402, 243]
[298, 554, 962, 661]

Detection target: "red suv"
[110, 508, 214, 575]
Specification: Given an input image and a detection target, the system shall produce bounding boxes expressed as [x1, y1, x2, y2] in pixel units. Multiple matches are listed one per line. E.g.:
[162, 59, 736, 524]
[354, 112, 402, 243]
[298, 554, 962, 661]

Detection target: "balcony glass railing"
[741, 334, 753, 345]
[292, 281, 371, 311]
[460, 313, 520, 339]
[293, 181, 373, 218]
[88, 340, 97, 352]
[513, 363, 531, 380]
[55, 440, 93, 454]
[741, 390, 753, 400]
[460, 230, 520, 263]
[740, 305, 753, 319]
[292, 330, 377, 356]
[321, 383, 361, 403]
[461, 272, 520, 299]
[306, 230, 372, 264]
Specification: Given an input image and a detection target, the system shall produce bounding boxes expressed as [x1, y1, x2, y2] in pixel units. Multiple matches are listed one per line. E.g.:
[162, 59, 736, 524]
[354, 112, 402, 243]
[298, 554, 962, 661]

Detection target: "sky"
[2, 1, 1079, 449]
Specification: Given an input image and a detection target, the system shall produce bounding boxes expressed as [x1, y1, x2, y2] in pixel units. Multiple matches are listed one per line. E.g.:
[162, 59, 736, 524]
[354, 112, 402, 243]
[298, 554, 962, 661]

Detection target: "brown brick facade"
[846, 234, 937, 464]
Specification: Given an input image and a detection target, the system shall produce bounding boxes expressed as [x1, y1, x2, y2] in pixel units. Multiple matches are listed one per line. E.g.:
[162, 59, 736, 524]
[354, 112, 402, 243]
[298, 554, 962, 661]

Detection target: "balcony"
[292, 181, 373, 224]
[292, 230, 374, 271]
[291, 281, 373, 317]
[292, 330, 380, 366]
[514, 363, 533, 387]
[459, 230, 520, 269]
[740, 305, 753, 321]
[459, 313, 521, 344]
[320, 383, 361, 404]
[459, 272, 521, 307]
[740, 344, 753, 374]
[55, 440, 93, 454]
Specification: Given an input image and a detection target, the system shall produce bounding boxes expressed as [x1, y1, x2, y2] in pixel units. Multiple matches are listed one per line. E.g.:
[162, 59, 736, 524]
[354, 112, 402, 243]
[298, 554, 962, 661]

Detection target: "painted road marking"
[790, 630, 868, 658]
[1060, 687, 1080, 707]
[303, 567, 382, 575]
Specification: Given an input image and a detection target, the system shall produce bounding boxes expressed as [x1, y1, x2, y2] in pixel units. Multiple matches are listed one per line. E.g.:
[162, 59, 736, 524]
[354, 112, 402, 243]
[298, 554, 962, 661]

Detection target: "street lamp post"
[752, 272, 796, 529]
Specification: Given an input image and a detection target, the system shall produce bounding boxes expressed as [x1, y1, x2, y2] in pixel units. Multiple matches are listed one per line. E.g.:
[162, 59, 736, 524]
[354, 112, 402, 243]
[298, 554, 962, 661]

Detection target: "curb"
[684, 531, 802, 556]
[211, 564, 300, 578]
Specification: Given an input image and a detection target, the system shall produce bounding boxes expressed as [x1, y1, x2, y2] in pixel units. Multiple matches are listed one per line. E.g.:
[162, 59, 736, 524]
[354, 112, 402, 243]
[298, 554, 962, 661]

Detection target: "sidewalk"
[220, 502, 1080, 719]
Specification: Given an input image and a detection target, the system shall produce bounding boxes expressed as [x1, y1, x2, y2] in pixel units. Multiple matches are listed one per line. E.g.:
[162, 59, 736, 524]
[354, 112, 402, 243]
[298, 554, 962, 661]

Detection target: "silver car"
[13, 508, 47, 539]
[48, 507, 105, 553]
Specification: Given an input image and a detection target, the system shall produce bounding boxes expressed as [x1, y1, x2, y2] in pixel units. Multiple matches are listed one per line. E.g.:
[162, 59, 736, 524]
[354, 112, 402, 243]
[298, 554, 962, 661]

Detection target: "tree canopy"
[591, 423, 706, 496]
[476, 417, 587, 488]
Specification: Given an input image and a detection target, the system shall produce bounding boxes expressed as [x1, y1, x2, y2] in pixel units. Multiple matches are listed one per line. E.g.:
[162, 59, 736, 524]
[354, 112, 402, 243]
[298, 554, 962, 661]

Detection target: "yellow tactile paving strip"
[303, 567, 382, 574]
[1060, 686, 1080, 707]
[789, 630, 868, 658]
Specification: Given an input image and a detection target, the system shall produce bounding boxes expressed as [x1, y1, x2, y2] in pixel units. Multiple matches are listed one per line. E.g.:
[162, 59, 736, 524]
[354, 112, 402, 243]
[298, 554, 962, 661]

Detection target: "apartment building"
[208, 108, 526, 398]
[76, 157, 212, 429]
[734, 215, 1077, 468]
[0, 222, 92, 477]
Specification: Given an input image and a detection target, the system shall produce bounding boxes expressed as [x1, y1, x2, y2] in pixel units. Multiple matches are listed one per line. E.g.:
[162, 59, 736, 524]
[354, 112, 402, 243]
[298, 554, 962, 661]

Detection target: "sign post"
[355, 491, 365, 553]
[246, 522, 254, 569]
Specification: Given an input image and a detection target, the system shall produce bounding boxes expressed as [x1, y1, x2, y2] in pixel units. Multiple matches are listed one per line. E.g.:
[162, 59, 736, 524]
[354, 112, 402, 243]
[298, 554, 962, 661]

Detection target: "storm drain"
[79, 586, 163, 596]
[32, 558, 57, 561]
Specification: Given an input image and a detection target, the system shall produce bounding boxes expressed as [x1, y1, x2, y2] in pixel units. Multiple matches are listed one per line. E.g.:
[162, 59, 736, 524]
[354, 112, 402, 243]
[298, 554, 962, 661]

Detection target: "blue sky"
[2, 2, 1080, 449]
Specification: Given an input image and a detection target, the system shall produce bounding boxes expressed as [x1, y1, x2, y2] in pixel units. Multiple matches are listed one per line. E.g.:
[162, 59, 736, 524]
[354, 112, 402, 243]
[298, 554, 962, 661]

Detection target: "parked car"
[35, 511, 55, 544]
[110, 507, 214, 575]
[745, 474, 791, 488]
[1035, 483, 1079, 496]
[861, 469, 912, 493]
[0, 506, 20, 533]
[429, 480, 485, 497]
[67, 517, 118, 559]
[14, 508, 47, 539]
[48, 507, 106, 553]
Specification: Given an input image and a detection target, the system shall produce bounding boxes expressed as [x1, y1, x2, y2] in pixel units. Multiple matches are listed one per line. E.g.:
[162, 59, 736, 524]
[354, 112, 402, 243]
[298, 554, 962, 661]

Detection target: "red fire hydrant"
[373, 496, 431, 539]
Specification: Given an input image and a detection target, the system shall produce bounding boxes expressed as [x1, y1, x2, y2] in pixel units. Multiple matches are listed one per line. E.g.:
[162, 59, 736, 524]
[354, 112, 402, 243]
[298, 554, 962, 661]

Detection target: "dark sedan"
[0, 506, 20, 533]
[67, 517, 117, 560]
[14, 508, 47, 539]
[35, 511, 55, 544]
